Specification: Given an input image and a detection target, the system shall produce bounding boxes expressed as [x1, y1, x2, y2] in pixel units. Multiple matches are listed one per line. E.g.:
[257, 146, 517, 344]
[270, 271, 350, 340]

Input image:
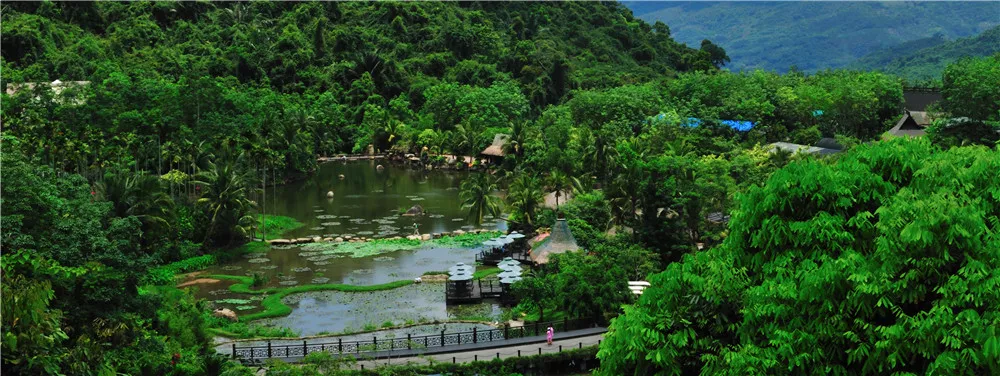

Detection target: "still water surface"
[198, 162, 510, 334]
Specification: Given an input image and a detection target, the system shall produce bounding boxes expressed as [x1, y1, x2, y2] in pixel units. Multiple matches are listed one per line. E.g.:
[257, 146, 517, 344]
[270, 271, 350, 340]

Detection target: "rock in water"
[376, 164, 385, 172]
[401, 204, 425, 217]
[213, 308, 238, 322]
[327, 191, 334, 198]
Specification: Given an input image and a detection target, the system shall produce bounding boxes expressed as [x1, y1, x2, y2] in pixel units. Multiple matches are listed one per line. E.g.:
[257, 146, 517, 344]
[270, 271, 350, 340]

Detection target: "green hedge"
[328, 346, 599, 375]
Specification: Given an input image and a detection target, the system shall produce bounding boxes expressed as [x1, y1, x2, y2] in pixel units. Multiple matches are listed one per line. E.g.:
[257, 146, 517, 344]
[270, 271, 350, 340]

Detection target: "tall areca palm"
[192, 160, 258, 246]
[506, 174, 544, 226]
[460, 173, 503, 225]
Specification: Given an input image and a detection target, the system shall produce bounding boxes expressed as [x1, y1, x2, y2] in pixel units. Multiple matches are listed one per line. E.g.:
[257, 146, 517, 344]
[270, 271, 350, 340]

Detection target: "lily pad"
[216, 298, 252, 305]
[236, 305, 257, 311]
[279, 280, 299, 286]
[248, 258, 271, 264]
[291, 267, 312, 273]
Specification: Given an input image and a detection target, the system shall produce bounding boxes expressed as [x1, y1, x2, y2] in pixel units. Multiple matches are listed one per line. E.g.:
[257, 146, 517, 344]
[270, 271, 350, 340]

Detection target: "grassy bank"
[259, 214, 305, 240]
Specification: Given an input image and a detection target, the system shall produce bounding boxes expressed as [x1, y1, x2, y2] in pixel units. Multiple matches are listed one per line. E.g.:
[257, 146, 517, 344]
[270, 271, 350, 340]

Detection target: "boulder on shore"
[401, 204, 425, 217]
[420, 234, 431, 241]
[269, 239, 291, 245]
[213, 308, 238, 322]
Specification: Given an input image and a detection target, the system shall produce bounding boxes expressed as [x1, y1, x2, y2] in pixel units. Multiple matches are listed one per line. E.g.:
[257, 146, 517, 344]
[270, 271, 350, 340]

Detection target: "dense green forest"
[630, 1, 1000, 72]
[849, 26, 1000, 83]
[3, 1, 1000, 375]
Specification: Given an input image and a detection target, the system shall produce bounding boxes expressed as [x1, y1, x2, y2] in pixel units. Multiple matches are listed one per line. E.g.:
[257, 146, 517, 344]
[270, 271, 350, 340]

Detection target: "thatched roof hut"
[480, 134, 510, 159]
[531, 218, 579, 264]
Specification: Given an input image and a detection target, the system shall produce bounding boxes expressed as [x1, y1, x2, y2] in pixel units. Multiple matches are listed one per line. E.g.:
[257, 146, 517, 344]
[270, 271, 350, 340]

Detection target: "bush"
[144, 254, 217, 285]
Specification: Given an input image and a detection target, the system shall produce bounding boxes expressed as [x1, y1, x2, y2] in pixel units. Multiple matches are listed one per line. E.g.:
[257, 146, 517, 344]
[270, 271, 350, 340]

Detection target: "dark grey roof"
[531, 219, 578, 264]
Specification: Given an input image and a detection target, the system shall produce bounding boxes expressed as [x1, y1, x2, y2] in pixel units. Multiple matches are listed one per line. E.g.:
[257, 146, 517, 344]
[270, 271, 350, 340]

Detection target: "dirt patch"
[185, 271, 207, 278]
[177, 278, 221, 288]
[420, 274, 449, 283]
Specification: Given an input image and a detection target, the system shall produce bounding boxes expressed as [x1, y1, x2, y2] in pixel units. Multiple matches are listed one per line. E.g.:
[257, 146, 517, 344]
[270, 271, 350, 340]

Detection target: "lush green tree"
[598, 138, 1000, 375]
[192, 158, 258, 247]
[459, 173, 503, 225]
[940, 54, 1000, 121]
[506, 174, 544, 227]
[927, 117, 1000, 148]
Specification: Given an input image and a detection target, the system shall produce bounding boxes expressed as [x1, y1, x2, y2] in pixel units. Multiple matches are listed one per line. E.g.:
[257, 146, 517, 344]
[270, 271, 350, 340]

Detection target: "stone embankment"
[266, 228, 490, 246]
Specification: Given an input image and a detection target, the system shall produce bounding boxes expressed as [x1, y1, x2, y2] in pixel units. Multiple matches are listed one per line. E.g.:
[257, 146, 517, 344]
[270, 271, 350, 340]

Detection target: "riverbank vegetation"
[3, 1, 999, 375]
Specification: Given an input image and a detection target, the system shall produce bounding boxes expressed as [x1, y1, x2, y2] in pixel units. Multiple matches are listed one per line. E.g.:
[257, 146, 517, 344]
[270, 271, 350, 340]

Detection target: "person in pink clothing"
[546, 327, 554, 345]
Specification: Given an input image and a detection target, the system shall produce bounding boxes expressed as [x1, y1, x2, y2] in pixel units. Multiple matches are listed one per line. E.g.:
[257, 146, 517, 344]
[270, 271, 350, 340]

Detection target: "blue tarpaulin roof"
[812, 110, 824, 117]
[681, 117, 754, 132]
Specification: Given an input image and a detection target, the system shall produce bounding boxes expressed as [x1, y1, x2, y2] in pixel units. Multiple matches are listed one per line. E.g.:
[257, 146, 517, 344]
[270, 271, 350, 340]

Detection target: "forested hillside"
[2, 1, 725, 177]
[629, 1, 1000, 72]
[4, 2, 999, 375]
[850, 26, 1000, 83]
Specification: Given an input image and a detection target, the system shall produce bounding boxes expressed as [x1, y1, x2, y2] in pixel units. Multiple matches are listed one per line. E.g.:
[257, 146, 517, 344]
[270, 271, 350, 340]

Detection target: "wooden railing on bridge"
[230, 317, 598, 364]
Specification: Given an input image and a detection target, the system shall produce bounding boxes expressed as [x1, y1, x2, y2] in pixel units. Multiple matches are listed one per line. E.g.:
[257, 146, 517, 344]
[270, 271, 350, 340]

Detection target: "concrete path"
[345, 332, 606, 370]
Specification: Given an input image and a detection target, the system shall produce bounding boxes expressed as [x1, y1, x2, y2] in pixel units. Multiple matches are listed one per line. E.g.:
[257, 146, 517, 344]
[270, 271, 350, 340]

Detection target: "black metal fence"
[231, 317, 597, 363]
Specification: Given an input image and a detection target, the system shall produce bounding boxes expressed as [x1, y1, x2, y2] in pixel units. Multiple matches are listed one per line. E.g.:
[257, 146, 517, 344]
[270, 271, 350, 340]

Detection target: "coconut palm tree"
[460, 173, 503, 225]
[192, 159, 259, 246]
[545, 169, 580, 211]
[97, 171, 174, 235]
[506, 174, 544, 226]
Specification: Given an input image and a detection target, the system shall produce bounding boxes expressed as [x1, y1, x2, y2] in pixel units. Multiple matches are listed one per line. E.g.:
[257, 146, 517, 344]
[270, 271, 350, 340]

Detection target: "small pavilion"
[530, 218, 579, 265]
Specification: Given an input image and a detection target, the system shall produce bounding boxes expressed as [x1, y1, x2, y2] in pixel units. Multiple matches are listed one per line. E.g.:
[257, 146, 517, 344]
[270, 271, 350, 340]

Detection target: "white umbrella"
[449, 263, 474, 274]
[507, 232, 526, 239]
[497, 237, 514, 245]
[482, 240, 503, 247]
[500, 276, 523, 284]
[449, 273, 473, 281]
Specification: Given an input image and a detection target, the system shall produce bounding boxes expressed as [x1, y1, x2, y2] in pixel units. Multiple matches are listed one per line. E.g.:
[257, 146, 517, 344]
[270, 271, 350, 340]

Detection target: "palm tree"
[460, 173, 503, 225]
[97, 172, 174, 234]
[192, 160, 259, 246]
[506, 175, 544, 226]
[545, 170, 580, 211]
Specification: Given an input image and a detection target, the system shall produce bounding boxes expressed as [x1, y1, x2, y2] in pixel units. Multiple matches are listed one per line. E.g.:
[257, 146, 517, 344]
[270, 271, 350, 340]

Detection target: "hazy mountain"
[626, 1, 1000, 72]
[849, 26, 1000, 83]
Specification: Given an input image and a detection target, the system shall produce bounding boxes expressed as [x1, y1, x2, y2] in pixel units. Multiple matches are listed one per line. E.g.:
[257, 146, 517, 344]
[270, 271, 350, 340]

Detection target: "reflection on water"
[268, 161, 505, 239]
[201, 162, 512, 334]
[257, 284, 505, 336]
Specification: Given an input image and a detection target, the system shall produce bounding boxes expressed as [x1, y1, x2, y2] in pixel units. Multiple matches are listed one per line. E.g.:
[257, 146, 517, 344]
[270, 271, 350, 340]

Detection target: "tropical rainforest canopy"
[2, 1, 999, 376]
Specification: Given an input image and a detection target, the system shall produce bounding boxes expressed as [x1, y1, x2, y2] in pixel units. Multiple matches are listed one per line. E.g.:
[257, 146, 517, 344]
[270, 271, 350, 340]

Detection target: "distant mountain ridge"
[849, 26, 1000, 83]
[626, 1, 1000, 73]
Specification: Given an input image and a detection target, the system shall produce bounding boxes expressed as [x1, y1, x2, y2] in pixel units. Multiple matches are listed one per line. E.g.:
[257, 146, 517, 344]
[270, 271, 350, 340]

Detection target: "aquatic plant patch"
[216, 298, 253, 305]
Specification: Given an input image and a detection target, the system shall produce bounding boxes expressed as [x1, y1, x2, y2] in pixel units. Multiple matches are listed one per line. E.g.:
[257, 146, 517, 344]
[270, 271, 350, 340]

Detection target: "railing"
[230, 317, 597, 363]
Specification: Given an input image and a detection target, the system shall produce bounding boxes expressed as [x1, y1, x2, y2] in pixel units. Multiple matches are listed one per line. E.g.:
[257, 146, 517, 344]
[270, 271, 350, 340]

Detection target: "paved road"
[345, 332, 606, 370]
[228, 327, 608, 368]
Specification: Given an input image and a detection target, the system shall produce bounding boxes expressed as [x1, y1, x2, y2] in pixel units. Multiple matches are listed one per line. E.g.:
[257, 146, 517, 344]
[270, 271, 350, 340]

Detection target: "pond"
[196, 161, 513, 335]
[267, 160, 506, 239]
[256, 284, 505, 336]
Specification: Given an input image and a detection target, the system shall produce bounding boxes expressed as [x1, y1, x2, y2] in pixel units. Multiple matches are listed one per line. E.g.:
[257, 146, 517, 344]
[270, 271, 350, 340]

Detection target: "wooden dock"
[446, 278, 506, 304]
